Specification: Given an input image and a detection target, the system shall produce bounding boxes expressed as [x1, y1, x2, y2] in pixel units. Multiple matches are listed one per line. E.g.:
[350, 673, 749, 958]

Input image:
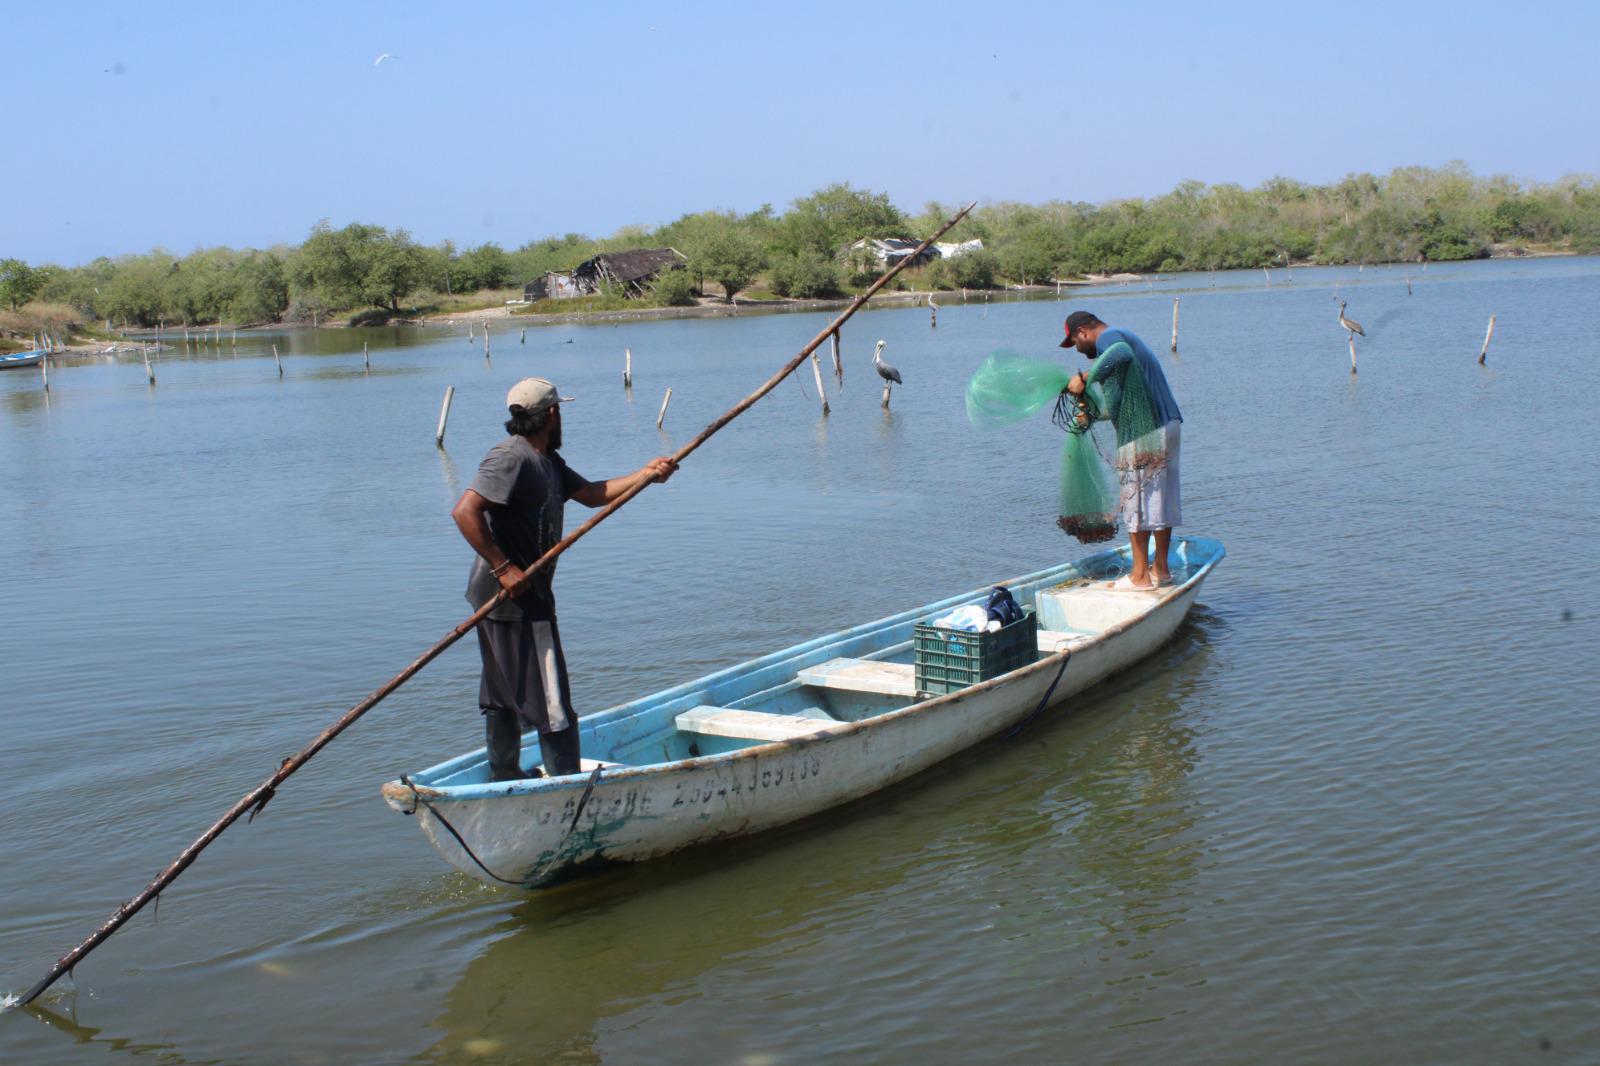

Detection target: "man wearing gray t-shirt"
[452, 377, 676, 780]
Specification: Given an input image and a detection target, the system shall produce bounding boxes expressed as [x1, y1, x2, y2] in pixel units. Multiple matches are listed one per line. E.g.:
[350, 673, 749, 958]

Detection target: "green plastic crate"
[914, 609, 1038, 698]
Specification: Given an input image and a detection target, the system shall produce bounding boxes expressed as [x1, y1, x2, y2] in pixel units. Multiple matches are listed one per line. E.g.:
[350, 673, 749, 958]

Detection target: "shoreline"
[64, 246, 1583, 345]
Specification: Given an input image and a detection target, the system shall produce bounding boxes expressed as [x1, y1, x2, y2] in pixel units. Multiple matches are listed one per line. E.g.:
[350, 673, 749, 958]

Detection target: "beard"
[549, 420, 563, 450]
[1075, 339, 1097, 357]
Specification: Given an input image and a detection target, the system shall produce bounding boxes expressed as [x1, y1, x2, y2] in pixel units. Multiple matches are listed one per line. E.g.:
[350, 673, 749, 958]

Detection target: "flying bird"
[1338, 301, 1365, 337]
[374, 53, 397, 67]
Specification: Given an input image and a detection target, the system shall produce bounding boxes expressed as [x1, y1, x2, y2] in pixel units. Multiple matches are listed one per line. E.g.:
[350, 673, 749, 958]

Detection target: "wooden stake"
[363, 341, 370, 370]
[882, 381, 892, 409]
[1478, 315, 1496, 365]
[1348, 333, 1358, 375]
[1170, 297, 1180, 353]
[624, 348, 633, 388]
[656, 387, 672, 429]
[41, 354, 48, 391]
[1405, 277, 1412, 296]
[1262, 267, 1270, 286]
[272, 344, 283, 377]
[483, 325, 490, 360]
[810, 354, 830, 416]
[435, 385, 454, 447]
[830, 331, 843, 387]
[8, 202, 977, 1011]
[520, 328, 526, 345]
[143, 346, 155, 385]
[232, 329, 237, 346]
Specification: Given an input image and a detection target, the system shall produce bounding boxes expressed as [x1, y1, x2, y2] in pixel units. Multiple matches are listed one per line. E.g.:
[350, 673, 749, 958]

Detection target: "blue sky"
[9, 0, 1600, 265]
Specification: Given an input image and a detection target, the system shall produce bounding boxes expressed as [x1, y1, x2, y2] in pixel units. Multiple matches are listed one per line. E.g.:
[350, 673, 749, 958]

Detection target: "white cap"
[506, 377, 574, 412]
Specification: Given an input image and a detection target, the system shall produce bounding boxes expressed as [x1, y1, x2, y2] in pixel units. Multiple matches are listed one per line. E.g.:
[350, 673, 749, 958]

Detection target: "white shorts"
[1117, 421, 1181, 533]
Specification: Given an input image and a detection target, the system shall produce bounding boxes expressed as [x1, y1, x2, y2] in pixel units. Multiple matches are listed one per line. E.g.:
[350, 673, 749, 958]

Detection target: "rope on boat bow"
[398, 763, 605, 889]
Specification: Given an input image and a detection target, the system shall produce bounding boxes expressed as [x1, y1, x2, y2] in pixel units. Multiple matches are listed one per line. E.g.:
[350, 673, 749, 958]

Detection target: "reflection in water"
[19, 1003, 192, 1065]
[438, 448, 462, 500]
[417, 616, 1215, 1062]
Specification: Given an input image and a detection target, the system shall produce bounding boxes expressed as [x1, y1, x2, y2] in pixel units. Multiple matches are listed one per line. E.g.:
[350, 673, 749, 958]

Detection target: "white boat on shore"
[383, 536, 1224, 888]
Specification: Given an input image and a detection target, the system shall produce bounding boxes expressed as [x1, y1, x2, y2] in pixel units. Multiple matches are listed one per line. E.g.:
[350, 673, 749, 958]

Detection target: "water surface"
[2, 259, 1597, 1063]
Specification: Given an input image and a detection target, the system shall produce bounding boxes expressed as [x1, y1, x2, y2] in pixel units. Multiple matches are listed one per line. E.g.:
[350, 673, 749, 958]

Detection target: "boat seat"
[676, 706, 849, 743]
[795, 658, 916, 698]
[1037, 629, 1094, 653]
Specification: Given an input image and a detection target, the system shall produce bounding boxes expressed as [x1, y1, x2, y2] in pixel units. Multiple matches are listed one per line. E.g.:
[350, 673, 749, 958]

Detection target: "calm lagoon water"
[2, 259, 1597, 1063]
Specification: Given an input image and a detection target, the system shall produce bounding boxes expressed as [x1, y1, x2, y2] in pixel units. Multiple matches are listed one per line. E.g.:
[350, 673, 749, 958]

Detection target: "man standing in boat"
[452, 378, 676, 781]
[1062, 310, 1184, 589]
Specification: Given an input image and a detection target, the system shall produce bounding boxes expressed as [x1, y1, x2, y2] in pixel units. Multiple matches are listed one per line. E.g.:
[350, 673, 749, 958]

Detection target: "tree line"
[4, 163, 1597, 328]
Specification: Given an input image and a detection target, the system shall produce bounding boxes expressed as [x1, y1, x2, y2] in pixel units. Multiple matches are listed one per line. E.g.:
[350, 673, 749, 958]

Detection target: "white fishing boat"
[383, 536, 1224, 887]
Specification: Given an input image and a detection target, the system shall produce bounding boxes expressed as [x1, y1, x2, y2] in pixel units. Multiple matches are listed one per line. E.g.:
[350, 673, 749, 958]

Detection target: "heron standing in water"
[873, 339, 901, 409]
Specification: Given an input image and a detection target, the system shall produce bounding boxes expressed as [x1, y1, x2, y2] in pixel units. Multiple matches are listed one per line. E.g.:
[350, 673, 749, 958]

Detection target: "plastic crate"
[914, 609, 1038, 698]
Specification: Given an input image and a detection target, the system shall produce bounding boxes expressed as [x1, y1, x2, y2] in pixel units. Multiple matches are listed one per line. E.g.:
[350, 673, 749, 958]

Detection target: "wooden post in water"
[363, 341, 370, 370]
[143, 346, 155, 385]
[483, 323, 490, 361]
[830, 331, 843, 387]
[1405, 277, 1412, 296]
[656, 387, 672, 429]
[623, 348, 633, 389]
[1478, 315, 1496, 365]
[519, 328, 526, 345]
[435, 386, 454, 447]
[1262, 267, 1270, 286]
[810, 354, 830, 416]
[1348, 334, 1358, 375]
[232, 328, 237, 347]
[41, 354, 49, 391]
[1170, 297, 1180, 353]
[272, 344, 283, 378]
[929, 296, 938, 329]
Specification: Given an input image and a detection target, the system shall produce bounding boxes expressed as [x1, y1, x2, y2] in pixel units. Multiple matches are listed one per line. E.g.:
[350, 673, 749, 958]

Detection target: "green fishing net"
[966, 352, 1120, 544]
[1088, 340, 1170, 472]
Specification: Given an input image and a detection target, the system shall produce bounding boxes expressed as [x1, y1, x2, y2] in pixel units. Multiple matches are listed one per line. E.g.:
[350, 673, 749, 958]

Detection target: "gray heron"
[1338, 301, 1366, 337]
[873, 339, 901, 409]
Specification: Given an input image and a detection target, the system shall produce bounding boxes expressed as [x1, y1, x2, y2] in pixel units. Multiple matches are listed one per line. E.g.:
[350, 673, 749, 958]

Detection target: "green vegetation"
[6, 165, 1599, 337]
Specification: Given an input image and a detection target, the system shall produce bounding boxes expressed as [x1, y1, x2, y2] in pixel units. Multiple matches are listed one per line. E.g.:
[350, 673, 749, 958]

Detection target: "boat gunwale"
[384, 537, 1224, 806]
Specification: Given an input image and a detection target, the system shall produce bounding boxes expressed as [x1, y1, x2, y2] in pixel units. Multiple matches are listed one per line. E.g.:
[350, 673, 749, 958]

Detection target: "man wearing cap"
[1062, 311, 1184, 589]
[452, 378, 676, 780]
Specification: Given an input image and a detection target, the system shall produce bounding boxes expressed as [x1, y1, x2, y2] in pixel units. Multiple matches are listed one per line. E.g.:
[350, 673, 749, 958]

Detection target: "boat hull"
[1, 351, 46, 370]
[383, 542, 1218, 888]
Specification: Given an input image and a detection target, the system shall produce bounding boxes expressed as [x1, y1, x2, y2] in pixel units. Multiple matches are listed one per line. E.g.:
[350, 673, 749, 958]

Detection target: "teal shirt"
[1089, 327, 1183, 426]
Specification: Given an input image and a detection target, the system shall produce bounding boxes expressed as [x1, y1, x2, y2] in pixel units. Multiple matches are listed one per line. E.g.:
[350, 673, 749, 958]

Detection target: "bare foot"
[1107, 574, 1154, 590]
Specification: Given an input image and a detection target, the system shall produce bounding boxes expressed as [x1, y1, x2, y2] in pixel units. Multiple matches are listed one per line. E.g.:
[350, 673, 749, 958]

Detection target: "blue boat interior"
[410, 537, 1223, 791]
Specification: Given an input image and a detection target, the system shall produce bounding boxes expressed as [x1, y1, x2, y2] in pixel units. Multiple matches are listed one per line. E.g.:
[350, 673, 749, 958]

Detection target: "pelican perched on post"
[1338, 301, 1365, 337]
[872, 339, 901, 409]
[1339, 301, 1364, 375]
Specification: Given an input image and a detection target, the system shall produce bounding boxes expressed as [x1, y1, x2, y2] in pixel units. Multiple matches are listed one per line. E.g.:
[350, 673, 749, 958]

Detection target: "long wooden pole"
[12, 202, 974, 1008]
[1478, 315, 1496, 365]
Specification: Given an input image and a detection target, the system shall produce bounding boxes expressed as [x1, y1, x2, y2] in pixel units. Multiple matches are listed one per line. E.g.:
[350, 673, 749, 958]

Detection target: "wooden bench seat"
[1037, 629, 1095, 653]
[795, 658, 916, 698]
[676, 706, 849, 743]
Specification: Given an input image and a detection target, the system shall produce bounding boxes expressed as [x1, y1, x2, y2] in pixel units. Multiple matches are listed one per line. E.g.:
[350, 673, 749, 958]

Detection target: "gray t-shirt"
[465, 436, 589, 622]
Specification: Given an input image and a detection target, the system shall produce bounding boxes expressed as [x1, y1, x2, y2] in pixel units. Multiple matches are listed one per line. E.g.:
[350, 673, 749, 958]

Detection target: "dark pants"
[477, 617, 582, 780]
[483, 707, 581, 781]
